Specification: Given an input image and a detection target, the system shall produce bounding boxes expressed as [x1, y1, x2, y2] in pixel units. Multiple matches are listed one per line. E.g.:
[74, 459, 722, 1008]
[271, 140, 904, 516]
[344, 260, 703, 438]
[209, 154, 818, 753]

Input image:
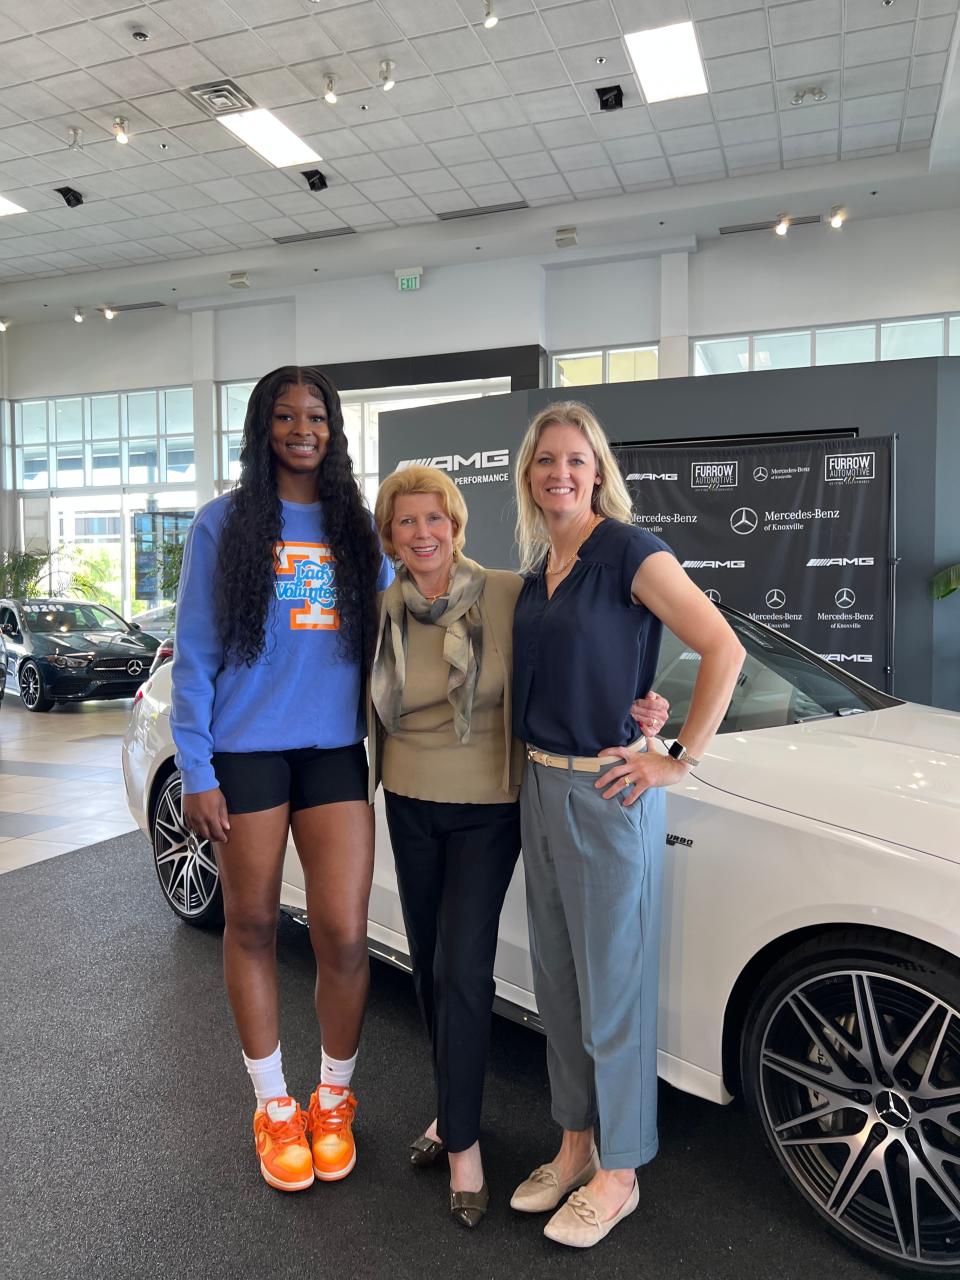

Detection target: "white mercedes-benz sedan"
[122, 607, 960, 1276]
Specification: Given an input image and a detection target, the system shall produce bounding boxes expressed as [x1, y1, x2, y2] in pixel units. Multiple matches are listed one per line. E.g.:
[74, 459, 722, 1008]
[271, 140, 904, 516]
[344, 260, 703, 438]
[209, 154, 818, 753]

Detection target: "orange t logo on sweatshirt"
[274, 542, 339, 631]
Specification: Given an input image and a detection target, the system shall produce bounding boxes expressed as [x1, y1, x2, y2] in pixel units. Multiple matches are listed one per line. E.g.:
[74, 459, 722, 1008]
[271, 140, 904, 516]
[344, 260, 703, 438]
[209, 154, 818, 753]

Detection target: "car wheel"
[19, 661, 54, 712]
[741, 929, 960, 1274]
[150, 771, 223, 927]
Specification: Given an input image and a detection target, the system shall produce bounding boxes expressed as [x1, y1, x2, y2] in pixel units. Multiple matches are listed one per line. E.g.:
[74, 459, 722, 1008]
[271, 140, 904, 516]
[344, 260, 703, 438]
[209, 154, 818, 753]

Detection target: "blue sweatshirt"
[171, 493, 393, 795]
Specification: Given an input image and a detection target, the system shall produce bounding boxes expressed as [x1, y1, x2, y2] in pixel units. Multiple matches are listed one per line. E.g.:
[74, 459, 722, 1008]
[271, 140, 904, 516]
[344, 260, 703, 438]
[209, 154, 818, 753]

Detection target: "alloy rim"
[759, 968, 960, 1267]
[153, 775, 219, 917]
[20, 665, 40, 708]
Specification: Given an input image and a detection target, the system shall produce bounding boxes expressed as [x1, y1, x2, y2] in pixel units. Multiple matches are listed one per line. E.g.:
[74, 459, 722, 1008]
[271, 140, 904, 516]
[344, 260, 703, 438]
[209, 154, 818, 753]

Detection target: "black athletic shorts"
[211, 742, 368, 815]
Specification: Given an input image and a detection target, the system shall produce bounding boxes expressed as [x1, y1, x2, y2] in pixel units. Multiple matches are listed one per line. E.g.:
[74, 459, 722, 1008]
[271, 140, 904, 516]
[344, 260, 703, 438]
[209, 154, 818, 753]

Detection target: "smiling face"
[527, 422, 601, 521]
[269, 382, 330, 482]
[390, 492, 457, 590]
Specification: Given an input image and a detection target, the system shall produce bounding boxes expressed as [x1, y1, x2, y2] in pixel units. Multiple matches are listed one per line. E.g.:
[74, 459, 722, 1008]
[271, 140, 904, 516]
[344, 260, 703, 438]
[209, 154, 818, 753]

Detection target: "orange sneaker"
[307, 1084, 357, 1181]
[253, 1097, 315, 1192]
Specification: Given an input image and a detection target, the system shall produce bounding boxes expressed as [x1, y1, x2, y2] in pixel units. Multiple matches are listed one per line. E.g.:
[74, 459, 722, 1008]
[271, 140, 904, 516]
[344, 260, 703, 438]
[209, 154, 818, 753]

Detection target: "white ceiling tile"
[779, 101, 838, 134]
[0, 155, 61, 182]
[316, 3, 402, 51]
[724, 138, 781, 167]
[151, 0, 247, 42]
[380, 0, 465, 37]
[240, 170, 300, 197]
[377, 76, 452, 114]
[254, 17, 340, 65]
[250, 215, 301, 237]
[845, 24, 917, 67]
[613, 156, 671, 183]
[515, 85, 586, 121]
[168, 120, 236, 152]
[689, 0, 761, 15]
[911, 50, 949, 84]
[841, 119, 902, 149]
[216, 222, 273, 244]
[430, 134, 491, 164]
[841, 90, 905, 126]
[919, 0, 957, 13]
[0, 120, 61, 155]
[351, 41, 432, 84]
[286, 55, 367, 99]
[0, 102, 24, 127]
[498, 51, 569, 93]
[535, 117, 597, 148]
[669, 147, 726, 176]
[774, 74, 839, 108]
[115, 192, 174, 216]
[380, 144, 441, 174]
[177, 227, 234, 249]
[773, 35, 840, 78]
[648, 98, 715, 130]
[187, 202, 250, 226]
[136, 234, 191, 254]
[480, 124, 542, 156]
[40, 21, 131, 67]
[613, 0, 689, 27]
[337, 200, 392, 225]
[274, 101, 340, 140]
[900, 113, 935, 141]
[697, 10, 769, 58]
[374, 195, 433, 221]
[198, 31, 280, 77]
[333, 153, 393, 182]
[353, 119, 421, 149]
[0, 0, 74, 33]
[845, 0, 918, 29]
[73, 169, 136, 197]
[478, 12, 553, 59]
[402, 167, 460, 192]
[353, 175, 413, 200]
[0, 36, 74, 84]
[29, 70, 109, 111]
[139, 45, 225, 88]
[133, 91, 206, 128]
[706, 48, 773, 91]
[660, 122, 721, 154]
[420, 188, 474, 213]
[460, 98, 527, 131]
[780, 127, 837, 158]
[226, 0, 307, 22]
[565, 164, 620, 193]
[193, 145, 265, 175]
[229, 196, 280, 221]
[842, 58, 910, 96]
[604, 132, 663, 160]
[500, 150, 557, 178]
[91, 9, 190, 53]
[194, 177, 260, 203]
[513, 172, 572, 200]
[233, 69, 315, 109]
[549, 141, 609, 168]
[91, 58, 173, 99]
[406, 107, 473, 141]
[541, 1, 620, 47]
[436, 65, 511, 104]
[768, 0, 841, 43]
[448, 159, 507, 185]
[592, 103, 654, 135]
[162, 154, 230, 183]
[711, 82, 776, 118]
[906, 83, 941, 113]
[302, 126, 369, 159]
[715, 112, 776, 146]
[290, 208, 349, 233]
[560, 40, 631, 84]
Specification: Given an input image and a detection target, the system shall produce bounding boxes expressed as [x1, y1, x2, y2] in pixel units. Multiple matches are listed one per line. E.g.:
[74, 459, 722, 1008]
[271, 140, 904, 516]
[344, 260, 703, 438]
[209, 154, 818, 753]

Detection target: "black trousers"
[384, 791, 521, 1153]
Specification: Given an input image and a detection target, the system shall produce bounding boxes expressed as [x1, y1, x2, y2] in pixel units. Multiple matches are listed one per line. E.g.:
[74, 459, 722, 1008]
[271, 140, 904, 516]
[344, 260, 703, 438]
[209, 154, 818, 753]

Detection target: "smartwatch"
[668, 740, 701, 768]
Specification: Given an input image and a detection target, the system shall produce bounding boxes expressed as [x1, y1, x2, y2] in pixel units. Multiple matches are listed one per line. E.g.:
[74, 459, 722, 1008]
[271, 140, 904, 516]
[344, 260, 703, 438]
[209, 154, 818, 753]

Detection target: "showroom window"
[551, 345, 659, 387]
[693, 314, 957, 375]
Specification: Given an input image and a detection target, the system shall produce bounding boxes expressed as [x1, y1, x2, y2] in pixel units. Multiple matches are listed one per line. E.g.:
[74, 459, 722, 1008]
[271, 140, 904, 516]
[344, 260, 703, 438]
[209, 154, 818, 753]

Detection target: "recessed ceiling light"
[131, 29, 150, 41]
[379, 59, 396, 91]
[324, 75, 337, 105]
[112, 117, 130, 144]
[0, 195, 26, 216]
[218, 108, 321, 168]
[596, 55, 606, 64]
[623, 21, 707, 102]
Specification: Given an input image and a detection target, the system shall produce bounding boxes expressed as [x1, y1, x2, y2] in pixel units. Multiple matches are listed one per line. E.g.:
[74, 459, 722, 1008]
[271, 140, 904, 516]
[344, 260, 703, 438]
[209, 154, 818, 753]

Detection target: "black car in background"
[0, 598, 160, 712]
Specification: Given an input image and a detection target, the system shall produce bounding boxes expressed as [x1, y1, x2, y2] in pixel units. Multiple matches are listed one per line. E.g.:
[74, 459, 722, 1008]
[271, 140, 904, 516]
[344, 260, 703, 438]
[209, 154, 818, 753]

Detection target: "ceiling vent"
[273, 227, 356, 244]
[188, 79, 257, 117]
[437, 199, 529, 221]
[555, 225, 577, 248]
[229, 272, 249, 289]
[719, 214, 821, 234]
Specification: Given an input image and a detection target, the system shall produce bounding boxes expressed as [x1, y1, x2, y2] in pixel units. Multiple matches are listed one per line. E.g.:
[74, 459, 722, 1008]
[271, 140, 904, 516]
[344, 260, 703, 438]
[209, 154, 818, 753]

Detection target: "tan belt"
[526, 739, 646, 774]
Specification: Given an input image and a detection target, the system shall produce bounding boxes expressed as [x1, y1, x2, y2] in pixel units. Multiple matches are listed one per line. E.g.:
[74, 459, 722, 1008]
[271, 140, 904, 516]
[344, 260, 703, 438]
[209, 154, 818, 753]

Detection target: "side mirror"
[129, 622, 141, 632]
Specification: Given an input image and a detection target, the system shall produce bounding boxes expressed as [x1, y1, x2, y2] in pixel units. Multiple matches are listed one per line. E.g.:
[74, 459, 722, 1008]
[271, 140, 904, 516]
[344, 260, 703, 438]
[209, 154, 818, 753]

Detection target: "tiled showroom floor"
[0, 692, 137, 874]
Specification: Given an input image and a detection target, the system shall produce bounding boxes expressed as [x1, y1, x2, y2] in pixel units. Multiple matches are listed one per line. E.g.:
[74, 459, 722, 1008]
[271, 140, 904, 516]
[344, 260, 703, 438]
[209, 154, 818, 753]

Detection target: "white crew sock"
[243, 1042, 287, 1109]
[319, 1047, 357, 1107]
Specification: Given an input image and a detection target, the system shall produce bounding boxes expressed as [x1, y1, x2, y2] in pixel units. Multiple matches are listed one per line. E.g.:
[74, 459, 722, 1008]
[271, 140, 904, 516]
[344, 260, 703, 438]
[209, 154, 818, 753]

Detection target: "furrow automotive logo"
[626, 472, 678, 481]
[825, 452, 875, 484]
[396, 450, 509, 472]
[682, 560, 745, 569]
[692, 461, 738, 489]
[807, 557, 875, 567]
[730, 506, 758, 535]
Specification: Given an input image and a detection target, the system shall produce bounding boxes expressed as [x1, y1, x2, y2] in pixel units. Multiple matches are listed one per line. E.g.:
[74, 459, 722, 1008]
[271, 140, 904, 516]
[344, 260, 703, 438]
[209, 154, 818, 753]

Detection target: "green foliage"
[159, 540, 184, 604]
[68, 548, 122, 613]
[0, 548, 52, 598]
[931, 564, 960, 601]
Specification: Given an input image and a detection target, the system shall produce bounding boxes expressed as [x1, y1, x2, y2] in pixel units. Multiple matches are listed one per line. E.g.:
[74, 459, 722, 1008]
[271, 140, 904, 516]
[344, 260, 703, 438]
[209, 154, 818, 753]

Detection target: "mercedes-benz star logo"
[127, 659, 144, 676]
[835, 587, 856, 610]
[730, 506, 758, 535]
[704, 588, 721, 603]
[753, 466, 768, 482]
[876, 1090, 911, 1128]
[765, 588, 786, 610]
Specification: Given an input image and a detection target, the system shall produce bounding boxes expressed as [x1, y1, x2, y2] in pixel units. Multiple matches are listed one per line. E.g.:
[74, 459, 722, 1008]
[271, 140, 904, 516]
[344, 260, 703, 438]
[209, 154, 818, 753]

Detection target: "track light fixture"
[0, 320, 8, 333]
[323, 75, 337, 104]
[775, 214, 789, 236]
[74, 307, 84, 323]
[103, 307, 116, 320]
[482, 0, 498, 28]
[67, 126, 83, 152]
[828, 206, 845, 229]
[112, 117, 130, 144]
[379, 59, 395, 91]
[791, 86, 827, 106]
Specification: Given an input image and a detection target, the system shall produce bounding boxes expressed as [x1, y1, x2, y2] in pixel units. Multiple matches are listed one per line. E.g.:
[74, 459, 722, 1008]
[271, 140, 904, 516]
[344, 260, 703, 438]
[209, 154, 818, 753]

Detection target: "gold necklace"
[421, 566, 454, 603]
[545, 517, 599, 576]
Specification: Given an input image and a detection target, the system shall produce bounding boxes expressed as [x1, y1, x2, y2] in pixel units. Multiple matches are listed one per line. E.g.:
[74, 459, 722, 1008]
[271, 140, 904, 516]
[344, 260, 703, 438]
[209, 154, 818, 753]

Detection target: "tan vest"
[367, 569, 525, 804]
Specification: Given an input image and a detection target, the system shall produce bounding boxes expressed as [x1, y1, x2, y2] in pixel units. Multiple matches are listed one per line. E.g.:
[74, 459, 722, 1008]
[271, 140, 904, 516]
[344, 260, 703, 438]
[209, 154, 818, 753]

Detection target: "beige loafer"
[543, 1179, 639, 1249]
[510, 1149, 599, 1214]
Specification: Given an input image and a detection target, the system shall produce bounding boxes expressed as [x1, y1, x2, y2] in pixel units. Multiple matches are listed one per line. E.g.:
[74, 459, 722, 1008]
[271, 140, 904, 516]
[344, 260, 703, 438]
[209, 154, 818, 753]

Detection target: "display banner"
[615, 436, 893, 689]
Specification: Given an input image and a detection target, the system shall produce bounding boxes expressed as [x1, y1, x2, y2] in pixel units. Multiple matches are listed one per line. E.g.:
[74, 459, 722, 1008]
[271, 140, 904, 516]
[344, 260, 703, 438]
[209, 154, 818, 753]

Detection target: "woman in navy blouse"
[509, 401, 745, 1249]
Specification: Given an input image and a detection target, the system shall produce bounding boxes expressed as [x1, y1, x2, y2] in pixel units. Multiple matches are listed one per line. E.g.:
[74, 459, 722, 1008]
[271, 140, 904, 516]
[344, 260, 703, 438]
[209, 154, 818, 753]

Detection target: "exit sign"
[395, 267, 422, 292]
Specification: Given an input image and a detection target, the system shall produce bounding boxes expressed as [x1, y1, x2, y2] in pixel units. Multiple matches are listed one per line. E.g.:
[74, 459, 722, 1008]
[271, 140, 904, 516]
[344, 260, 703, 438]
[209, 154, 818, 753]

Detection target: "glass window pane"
[608, 347, 658, 382]
[127, 443, 159, 485]
[342, 403, 362, 470]
[16, 402, 47, 445]
[91, 443, 120, 487]
[164, 440, 195, 481]
[163, 388, 192, 433]
[694, 338, 748, 375]
[815, 325, 876, 365]
[880, 318, 944, 361]
[363, 409, 378, 474]
[224, 383, 254, 431]
[89, 394, 119, 440]
[53, 398, 83, 441]
[54, 445, 84, 484]
[19, 447, 50, 488]
[554, 353, 602, 387]
[753, 331, 811, 370]
[948, 316, 960, 356]
[125, 392, 156, 438]
[362, 474, 379, 511]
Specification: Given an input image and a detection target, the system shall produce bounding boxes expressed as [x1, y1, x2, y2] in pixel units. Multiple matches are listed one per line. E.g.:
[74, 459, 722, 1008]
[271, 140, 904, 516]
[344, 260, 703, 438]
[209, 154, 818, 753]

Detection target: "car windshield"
[21, 603, 128, 634]
[654, 611, 899, 737]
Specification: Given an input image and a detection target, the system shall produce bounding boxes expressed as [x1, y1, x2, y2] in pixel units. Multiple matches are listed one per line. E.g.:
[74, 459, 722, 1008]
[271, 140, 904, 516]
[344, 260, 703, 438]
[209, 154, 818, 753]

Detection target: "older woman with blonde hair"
[370, 463, 668, 1230]
[509, 402, 745, 1249]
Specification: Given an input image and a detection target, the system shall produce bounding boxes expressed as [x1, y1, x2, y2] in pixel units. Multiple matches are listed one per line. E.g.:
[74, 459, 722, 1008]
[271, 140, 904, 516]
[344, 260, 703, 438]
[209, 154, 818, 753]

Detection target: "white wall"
[213, 299, 295, 383]
[544, 257, 660, 351]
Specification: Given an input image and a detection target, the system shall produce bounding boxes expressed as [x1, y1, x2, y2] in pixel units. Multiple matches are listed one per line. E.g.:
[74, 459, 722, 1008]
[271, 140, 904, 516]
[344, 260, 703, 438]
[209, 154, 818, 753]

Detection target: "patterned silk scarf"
[371, 555, 485, 743]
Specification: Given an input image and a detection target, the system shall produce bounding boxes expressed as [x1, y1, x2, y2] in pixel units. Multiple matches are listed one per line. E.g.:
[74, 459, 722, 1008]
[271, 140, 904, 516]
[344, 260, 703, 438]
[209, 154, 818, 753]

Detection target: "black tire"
[150, 770, 223, 927]
[741, 929, 960, 1275]
[19, 661, 54, 712]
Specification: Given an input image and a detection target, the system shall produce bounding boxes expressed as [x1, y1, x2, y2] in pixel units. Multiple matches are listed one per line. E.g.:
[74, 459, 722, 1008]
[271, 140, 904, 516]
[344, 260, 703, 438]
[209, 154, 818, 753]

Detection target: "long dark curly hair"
[214, 365, 382, 671]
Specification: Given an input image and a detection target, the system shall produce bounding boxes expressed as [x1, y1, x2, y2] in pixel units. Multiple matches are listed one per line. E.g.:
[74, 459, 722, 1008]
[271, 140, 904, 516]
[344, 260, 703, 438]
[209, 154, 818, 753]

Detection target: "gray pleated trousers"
[520, 757, 665, 1170]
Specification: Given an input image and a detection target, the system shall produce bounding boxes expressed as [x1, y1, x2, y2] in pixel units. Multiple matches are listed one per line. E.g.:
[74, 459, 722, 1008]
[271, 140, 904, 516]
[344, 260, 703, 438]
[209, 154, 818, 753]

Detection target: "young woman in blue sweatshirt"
[172, 365, 391, 1191]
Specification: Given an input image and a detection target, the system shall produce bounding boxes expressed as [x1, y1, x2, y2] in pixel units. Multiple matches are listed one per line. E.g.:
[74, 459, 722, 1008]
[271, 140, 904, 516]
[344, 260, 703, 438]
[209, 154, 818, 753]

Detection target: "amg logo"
[825, 452, 875, 481]
[820, 653, 874, 663]
[666, 833, 693, 848]
[626, 472, 678, 481]
[806, 557, 875, 567]
[396, 449, 510, 472]
[692, 461, 738, 488]
[682, 559, 745, 569]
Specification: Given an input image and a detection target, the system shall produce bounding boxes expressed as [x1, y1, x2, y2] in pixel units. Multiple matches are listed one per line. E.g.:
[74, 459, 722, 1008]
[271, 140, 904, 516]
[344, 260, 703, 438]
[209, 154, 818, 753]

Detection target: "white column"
[191, 310, 216, 504]
[0, 332, 18, 551]
[659, 252, 690, 380]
